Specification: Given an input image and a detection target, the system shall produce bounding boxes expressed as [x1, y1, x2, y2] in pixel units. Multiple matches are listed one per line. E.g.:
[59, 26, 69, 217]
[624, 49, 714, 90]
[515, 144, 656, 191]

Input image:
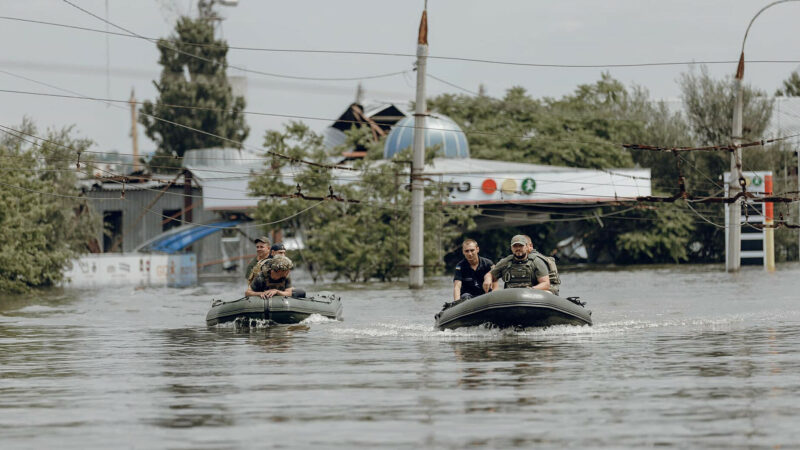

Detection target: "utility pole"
[409, 5, 428, 289]
[726, 53, 745, 272]
[129, 88, 140, 173]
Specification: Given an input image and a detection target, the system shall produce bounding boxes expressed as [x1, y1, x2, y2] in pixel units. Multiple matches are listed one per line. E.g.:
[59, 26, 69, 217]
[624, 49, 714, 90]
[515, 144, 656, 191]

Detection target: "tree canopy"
[249, 123, 475, 282]
[0, 120, 100, 293]
[139, 12, 249, 172]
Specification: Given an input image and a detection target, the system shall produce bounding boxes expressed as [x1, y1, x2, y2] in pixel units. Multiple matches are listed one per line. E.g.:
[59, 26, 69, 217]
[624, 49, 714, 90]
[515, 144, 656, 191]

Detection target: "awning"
[136, 221, 241, 254]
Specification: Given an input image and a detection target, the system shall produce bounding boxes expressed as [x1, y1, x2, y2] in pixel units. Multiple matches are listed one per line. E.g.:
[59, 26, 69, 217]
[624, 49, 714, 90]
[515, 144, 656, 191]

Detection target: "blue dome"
[383, 114, 470, 159]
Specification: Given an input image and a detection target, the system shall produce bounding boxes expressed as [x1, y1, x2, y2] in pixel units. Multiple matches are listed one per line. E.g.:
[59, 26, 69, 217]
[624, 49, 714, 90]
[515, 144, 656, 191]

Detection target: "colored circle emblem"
[521, 177, 536, 194]
[501, 178, 517, 194]
[751, 175, 763, 186]
[481, 178, 497, 194]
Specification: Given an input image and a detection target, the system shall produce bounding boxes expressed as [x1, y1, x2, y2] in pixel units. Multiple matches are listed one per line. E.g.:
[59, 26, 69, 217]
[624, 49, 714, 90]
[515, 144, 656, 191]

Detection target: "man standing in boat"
[483, 235, 550, 293]
[245, 236, 271, 283]
[245, 255, 304, 299]
[453, 239, 494, 301]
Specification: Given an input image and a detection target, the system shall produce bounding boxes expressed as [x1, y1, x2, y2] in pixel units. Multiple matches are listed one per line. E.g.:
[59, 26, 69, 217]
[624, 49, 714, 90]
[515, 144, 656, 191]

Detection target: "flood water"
[2, 264, 800, 449]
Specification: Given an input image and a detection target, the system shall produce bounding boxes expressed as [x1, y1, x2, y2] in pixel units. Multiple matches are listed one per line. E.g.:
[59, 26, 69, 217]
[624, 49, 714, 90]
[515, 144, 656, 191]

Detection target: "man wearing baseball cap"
[483, 234, 550, 292]
[269, 242, 286, 258]
[244, 236, 271, 283]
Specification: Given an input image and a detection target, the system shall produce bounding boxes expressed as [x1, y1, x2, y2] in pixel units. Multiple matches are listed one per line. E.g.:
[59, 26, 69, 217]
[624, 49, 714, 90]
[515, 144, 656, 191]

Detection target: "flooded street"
[2, 265, 800, 449]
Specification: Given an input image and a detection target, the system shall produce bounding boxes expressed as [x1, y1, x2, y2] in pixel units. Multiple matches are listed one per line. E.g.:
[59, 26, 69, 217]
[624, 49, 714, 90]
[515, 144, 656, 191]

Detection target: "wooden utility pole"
[409, 5, 428, 289]
[129, 89, 140, 173]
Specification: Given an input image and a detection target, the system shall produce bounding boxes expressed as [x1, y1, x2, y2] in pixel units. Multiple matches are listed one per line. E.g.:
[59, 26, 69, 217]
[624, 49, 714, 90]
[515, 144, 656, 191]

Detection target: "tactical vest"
[502, 258, 537, 288]
[531, 251, 561, 295]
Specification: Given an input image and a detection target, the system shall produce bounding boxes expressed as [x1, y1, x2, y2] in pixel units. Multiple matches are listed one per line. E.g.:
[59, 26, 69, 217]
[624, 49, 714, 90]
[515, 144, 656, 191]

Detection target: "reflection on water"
[1, 266, 800, 448]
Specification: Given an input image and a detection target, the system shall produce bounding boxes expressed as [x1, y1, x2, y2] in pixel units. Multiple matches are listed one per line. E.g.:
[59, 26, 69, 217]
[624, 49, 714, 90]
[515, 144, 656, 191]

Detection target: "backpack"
[531, 251, 561, 294]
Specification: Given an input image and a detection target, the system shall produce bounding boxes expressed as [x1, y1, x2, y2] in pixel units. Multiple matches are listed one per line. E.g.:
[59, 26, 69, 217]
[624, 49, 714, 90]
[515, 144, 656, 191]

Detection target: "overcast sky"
[2, 0, 800, 157]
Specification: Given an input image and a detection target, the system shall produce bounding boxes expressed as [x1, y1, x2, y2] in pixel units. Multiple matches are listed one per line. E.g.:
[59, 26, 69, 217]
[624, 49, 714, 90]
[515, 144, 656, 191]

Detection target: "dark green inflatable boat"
[206, 291, 343, 326]
[435, 288, 592, 330]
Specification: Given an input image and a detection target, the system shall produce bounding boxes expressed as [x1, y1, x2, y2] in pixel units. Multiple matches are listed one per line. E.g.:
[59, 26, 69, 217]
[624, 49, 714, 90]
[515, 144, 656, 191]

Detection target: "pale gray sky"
[2, 0, 800, 157]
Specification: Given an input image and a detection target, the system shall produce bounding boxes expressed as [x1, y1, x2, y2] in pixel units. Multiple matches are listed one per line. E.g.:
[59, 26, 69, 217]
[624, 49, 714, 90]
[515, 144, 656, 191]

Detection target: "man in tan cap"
[483, 234, 550, 292]
[244, 236, 271, 282]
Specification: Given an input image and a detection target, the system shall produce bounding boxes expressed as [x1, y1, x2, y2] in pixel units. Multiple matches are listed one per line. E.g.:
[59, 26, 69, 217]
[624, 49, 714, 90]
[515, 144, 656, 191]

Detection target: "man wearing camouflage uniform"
[245, 255, 304, 299]
[245, 236, 271, 283]
[483, 235, 551, 293]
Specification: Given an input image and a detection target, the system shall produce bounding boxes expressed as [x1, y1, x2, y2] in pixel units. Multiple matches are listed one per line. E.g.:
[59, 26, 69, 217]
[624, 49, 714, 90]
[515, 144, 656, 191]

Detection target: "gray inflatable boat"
[435, 288, 592, 330]
[206, 291, 343, 326]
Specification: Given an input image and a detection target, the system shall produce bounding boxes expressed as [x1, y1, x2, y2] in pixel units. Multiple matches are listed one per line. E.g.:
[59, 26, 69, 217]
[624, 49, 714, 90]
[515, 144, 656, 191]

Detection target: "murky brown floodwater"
[2, 264, 800, 449]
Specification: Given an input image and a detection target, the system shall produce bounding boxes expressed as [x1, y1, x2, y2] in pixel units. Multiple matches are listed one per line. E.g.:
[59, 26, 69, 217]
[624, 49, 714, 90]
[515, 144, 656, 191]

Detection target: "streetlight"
[727, 0, 800, 272]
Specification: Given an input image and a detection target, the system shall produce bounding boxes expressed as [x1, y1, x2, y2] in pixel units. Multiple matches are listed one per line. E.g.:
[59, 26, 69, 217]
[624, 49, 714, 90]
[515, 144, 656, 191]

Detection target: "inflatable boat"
[206, 291, 342, 326]
[435, 288, 592, 330]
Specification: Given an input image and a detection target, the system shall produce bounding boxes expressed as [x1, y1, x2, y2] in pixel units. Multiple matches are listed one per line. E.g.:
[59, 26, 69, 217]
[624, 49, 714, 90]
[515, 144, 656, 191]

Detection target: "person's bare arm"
[482, 271, 496, 292]
[532, 275, 550, 291]
[453, 280, 462, 301]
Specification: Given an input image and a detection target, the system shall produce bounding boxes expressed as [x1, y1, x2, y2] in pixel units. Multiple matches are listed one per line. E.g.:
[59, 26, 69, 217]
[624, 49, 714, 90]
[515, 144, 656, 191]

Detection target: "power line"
[5, 84, 794, 162]
[57, 2, 411, 82]
[6, 14, 800, 70]
[0, 70, 361, 172]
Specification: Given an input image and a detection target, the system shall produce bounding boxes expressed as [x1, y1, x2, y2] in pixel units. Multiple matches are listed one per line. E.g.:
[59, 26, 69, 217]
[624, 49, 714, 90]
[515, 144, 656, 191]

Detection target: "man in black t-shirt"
[453, 239, 494, 301]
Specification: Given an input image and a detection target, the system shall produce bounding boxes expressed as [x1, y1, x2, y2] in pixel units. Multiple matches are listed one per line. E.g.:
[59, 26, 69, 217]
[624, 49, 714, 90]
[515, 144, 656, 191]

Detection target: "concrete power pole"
[129, 89, 140, 173]
[726, 53, 745, 272]
[409, 6, 428, 289]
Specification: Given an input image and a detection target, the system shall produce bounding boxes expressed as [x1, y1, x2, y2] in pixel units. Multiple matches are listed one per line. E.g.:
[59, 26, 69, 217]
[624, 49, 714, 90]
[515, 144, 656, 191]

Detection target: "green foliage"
[430, 75, 700, 264]
[428, 76, 635, 169]
[776, 71, 800, 97]
[579, 203, 695, 264]
[0, 120, 101, 293]
[139, 14, 249, 172]
[249, 122, 475, 282]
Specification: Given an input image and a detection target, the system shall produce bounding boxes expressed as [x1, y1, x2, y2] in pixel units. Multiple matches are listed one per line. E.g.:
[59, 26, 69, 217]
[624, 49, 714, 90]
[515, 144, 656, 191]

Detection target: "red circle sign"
[481, 179, 497, 194]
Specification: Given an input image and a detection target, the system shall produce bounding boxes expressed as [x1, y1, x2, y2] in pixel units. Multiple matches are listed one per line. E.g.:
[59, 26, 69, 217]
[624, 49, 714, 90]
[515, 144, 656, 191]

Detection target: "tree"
[677, 66, 774, 261]
[139, 9, 248, 172]
[776, 71, 800, 96]
[0, 120, 101, 293]
[248, 123, 475, 282]
[429, 75, 699, 264]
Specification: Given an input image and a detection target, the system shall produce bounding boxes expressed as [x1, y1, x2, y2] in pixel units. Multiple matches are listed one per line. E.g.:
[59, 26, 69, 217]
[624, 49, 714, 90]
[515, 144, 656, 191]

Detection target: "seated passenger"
[483, 235, 550, 293]
[453, 239, 494, 301]
[270, 242, 286, 258]
[244, 236, 271, 283]
[245, 255, 305, 299]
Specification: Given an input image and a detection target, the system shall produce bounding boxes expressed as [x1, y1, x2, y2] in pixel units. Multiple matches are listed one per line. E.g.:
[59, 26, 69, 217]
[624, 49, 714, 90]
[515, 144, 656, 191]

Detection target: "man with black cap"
[483, 234, 550, 292]
[245, 236, 271, 283]
[269, 242, 286, 258]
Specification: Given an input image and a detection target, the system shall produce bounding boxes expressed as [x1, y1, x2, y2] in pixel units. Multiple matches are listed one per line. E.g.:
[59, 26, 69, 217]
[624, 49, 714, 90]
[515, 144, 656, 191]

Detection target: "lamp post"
[727, 0, 800, 272]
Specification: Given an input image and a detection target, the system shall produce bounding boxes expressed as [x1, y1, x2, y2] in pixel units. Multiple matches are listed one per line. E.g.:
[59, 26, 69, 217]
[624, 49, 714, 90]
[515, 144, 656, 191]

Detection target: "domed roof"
[383, 114, 469, 160]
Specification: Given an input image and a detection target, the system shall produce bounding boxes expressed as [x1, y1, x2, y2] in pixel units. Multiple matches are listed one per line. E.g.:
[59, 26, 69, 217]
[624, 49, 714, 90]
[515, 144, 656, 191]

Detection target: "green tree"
[776, 71, 800, 96]
[430, 75, 700, 264]
[0, 120, 101, 293]
[677, 66, 774, 261]
[249, 122, 474, 282]
[139, 10, 249, 172]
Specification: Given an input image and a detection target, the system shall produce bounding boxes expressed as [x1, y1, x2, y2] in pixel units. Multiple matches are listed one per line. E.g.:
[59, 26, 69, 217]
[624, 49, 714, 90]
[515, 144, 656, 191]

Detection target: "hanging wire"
[59, 1, 411, 82]
[5, 15, 800, 70]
